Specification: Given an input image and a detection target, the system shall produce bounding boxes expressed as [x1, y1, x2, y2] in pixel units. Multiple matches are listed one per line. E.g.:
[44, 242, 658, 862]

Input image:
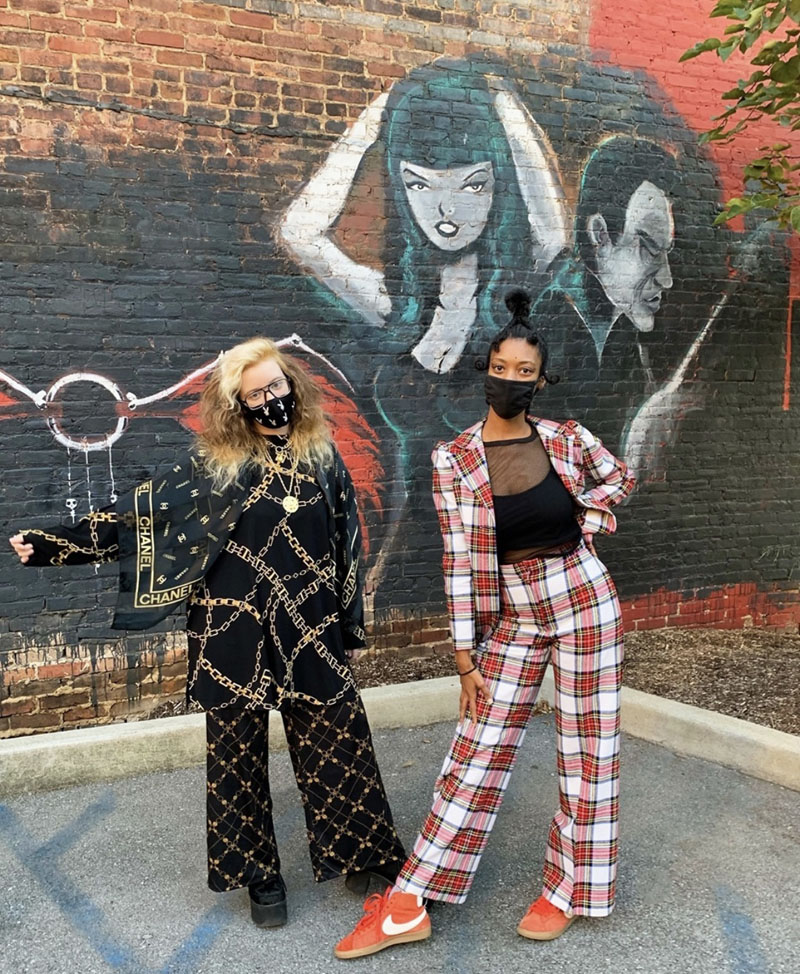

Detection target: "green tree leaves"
[683, 0, 800, 231]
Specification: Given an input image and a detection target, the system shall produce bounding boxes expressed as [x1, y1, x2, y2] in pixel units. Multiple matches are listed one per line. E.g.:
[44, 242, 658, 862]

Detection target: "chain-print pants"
[206, 694, 406, 892]
[396, 540, 623, 916]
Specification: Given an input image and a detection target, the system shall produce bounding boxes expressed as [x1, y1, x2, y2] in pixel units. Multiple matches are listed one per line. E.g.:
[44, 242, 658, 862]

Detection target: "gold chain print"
[24, 511, 119, 566]
[187, 452, 356, 710]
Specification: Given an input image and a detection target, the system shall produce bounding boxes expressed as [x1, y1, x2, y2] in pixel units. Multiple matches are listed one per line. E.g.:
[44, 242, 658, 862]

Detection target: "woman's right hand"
[458, 665, 493, 725]
[8, 533, 34, 564]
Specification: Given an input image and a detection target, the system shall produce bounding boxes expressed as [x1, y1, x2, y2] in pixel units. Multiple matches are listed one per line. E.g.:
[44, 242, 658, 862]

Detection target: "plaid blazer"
[431, 416, 637, 656]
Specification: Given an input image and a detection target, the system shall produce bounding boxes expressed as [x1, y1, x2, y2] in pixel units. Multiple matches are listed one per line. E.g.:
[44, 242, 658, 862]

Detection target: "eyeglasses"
[241, 376, 290, 408]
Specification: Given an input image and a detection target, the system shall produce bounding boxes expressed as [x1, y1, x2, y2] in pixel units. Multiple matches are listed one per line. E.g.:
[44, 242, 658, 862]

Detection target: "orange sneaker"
[517, 895, 575, 941]
[334, 887, 431, 959]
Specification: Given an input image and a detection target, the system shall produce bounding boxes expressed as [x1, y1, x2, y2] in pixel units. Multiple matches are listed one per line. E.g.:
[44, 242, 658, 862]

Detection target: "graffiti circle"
[45, 373, 128, 452]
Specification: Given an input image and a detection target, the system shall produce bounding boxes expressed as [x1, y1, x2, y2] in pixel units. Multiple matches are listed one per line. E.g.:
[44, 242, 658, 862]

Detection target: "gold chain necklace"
[264, 440, 300, 514]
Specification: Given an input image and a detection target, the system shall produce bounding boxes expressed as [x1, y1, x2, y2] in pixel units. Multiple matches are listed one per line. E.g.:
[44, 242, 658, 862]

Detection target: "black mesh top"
[484, 424, 582, 562]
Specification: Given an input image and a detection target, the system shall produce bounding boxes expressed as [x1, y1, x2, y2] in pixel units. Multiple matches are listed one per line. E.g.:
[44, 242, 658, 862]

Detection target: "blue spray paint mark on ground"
[157, 902, 230, 974]
[0, 796, 140, 971]
[36, 791, 117, 859]
[715, 885, 768, 974]
[0, 795, 231, 973]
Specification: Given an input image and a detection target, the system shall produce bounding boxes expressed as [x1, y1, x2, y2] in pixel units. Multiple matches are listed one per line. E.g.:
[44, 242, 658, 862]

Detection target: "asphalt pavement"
[1, 714, 798, 974]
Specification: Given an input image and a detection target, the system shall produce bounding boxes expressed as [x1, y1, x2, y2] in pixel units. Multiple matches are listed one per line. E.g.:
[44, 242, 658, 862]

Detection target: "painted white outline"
[0, 333, 355, 452]
[125, 354, 223, 409]
[45, 372, 128, 453]
[0, 366, 46, 407]
[277, 333, 355, 392]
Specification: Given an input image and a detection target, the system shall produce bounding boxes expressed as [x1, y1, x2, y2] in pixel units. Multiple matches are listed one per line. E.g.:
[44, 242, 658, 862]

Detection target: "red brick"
[85, 24, 133, 42]
[49, 36, 99, 55]
[21, 66, 46, 81]
[0, 697, 35, 717]
[328, 86, 368, 106]
[221, 24, 263, 44]
[296, 68, 339, 86]
[156, 82, 181, 101]
[0, 29, 45, 48]
[0, 666, 37, 685]
[364, 28, 404, 48]
[65, 5, 118, 23]
[136, 29, 184, 49]
[30, 14, 83, 35]
[40, 689, 91, 710]
[0, 12, 28, 28]
[296, 19, 322, 36]
[9, 712, 60, 730]
[103, 684, 140, 703]
[375, 633, 408, 649]
[182, 2, 227, 21]
[229, 10, 272, 30]
[321, 22, 361, 42]
[417, 627, 449, 642]
[205, 53, 241, 73]
[76, 71, 102, 90]
[10, 0, 60, 11]
[72, 671, 107, 689]
[156, 49, 202, 67]
[105, 74, 130, 93]
[62, 705, 102, 723]
[367, 59, 406, 79]
[36, 662, 77, 680]
[229, 42, 278, 64]
[131, 125, 178, 150]
[76, 56, 128, 75]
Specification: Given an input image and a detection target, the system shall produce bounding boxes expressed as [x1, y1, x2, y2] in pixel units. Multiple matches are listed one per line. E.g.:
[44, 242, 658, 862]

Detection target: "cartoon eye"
[465, 180, 488, 193]
[404, 180, 428, 191]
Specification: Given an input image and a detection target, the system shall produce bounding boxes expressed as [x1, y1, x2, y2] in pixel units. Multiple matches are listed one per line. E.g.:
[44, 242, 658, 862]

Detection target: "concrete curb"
[1, 671, 798, 798]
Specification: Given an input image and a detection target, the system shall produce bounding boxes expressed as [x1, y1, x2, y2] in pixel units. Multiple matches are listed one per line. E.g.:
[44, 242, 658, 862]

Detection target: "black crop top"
[484, 425, 581, 562]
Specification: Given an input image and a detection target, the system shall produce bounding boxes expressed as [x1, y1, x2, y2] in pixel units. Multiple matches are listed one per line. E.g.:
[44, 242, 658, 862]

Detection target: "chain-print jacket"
[22, 446, 366, 650]
[432, 416, 637, 656]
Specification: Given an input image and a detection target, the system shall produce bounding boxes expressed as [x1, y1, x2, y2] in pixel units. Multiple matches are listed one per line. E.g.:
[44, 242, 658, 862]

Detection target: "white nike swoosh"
[381, 910, 427, 937]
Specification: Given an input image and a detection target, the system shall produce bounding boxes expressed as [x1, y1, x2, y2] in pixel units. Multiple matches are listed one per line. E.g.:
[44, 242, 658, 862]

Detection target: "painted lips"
[435, 221, 459, 237]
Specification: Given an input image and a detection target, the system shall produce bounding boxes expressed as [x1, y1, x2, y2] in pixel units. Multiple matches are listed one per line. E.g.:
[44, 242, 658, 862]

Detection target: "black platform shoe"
[248, 875, 287, 928]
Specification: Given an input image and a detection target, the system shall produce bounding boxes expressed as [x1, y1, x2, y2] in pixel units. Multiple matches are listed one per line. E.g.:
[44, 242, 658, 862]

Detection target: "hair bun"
[504, 288, 531, 321]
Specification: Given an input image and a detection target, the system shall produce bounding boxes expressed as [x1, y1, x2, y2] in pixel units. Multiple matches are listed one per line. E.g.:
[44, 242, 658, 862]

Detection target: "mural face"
[590, 181, 675, 336]
[400, 160, 496, 252]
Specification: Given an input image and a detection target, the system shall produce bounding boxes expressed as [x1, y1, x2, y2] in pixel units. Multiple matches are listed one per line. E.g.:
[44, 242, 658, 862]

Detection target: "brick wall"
[0, 0, 798, 735]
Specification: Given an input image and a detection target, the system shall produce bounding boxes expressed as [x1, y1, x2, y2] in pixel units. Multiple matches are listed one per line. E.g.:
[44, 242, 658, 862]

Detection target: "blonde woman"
[9, 338, 405, 928]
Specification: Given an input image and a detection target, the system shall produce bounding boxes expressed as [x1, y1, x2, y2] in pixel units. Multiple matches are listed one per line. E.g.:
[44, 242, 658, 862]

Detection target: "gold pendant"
[282, 495, 299, 514]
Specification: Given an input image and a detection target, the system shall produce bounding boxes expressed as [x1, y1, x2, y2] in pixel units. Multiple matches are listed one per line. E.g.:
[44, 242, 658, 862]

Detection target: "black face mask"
[484, 374, 538, 420]
[241, 388, 296, 429]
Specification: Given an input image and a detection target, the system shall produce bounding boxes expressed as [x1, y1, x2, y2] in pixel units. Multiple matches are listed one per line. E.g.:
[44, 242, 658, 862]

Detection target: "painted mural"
[0, 50, 795, 638]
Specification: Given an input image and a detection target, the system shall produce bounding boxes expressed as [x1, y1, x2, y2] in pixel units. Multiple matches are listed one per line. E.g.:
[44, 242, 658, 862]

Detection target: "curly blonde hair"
[196, 338, 334, 487]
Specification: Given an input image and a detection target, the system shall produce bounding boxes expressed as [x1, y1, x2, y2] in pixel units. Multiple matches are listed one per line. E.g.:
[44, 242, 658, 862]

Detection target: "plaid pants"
[397, 540, 623, 916]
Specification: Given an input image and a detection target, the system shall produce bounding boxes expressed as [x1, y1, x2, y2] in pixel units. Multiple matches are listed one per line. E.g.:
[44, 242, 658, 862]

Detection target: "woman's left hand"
[346, 649, 364, 664]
